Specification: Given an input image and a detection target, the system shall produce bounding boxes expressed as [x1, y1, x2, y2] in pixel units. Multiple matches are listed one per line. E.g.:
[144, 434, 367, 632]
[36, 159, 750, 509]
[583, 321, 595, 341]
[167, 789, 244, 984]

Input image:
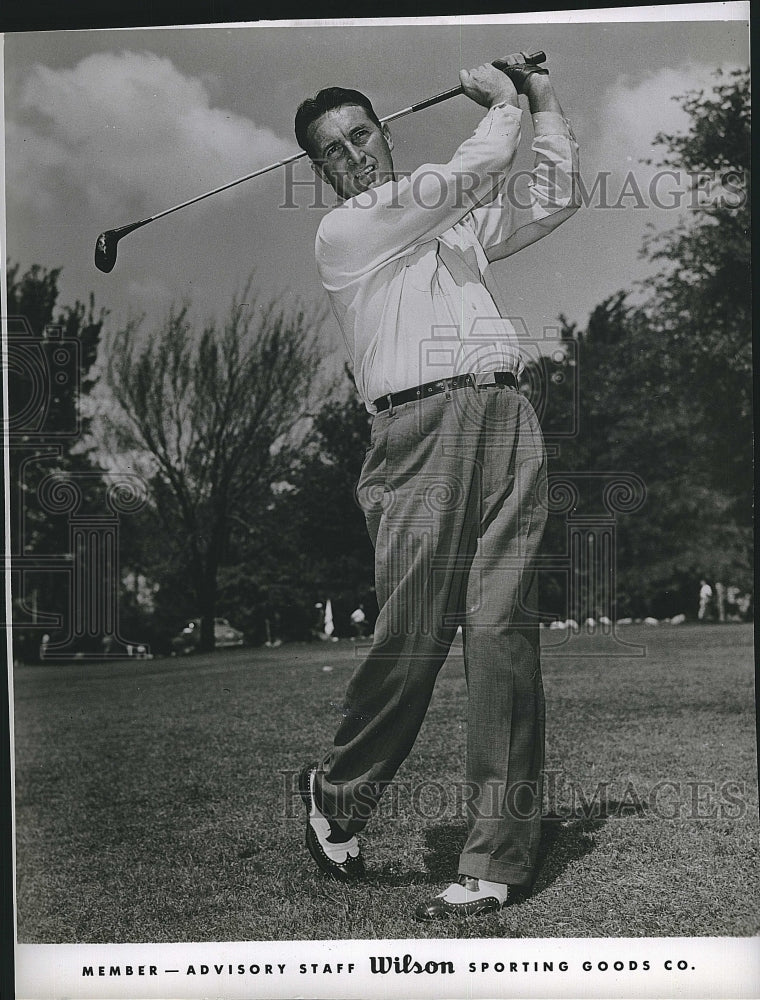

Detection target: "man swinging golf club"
[296, 52, 579, 920]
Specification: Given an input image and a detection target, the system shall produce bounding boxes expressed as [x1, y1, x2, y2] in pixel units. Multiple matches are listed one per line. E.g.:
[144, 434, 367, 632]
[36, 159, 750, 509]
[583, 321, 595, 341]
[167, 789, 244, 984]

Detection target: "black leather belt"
[374, 371, 518, 413]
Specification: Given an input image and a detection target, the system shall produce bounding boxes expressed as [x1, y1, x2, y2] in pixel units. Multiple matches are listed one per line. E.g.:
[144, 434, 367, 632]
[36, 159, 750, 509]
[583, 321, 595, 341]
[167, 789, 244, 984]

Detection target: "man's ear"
[382, 123, 393, 151]
[310, 159, 326, 183]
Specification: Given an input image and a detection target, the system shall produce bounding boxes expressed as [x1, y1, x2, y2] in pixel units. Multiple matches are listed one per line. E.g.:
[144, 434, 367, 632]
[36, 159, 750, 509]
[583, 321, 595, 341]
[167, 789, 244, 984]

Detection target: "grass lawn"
[12, 623, 758, 942]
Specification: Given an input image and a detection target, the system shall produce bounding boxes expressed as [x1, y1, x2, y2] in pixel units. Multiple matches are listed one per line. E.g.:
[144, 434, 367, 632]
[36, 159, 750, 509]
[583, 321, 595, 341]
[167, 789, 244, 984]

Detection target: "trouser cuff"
[458, 853, 535, 887]
[315, 768, 373, 836]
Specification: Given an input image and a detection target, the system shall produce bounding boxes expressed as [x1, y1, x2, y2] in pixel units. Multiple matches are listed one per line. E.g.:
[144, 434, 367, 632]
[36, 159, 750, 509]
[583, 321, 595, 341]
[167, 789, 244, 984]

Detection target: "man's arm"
[470, 73, 580, 263]
[317, 65, 525, 287]
[522, 71, 565, 115]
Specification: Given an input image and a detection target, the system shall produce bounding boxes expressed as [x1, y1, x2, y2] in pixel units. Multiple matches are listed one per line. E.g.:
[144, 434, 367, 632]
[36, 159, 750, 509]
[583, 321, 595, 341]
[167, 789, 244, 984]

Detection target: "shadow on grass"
[368, 799, 648, 899]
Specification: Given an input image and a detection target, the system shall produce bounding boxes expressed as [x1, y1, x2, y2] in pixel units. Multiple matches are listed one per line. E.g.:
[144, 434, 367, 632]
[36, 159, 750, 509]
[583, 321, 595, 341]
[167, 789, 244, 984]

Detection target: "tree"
[103, 283, 324, 651]
[524, 68, 752, 618]
[270, 374, 376, 632]
[640, 68, 751, 521]
[212, 372, 377, 643]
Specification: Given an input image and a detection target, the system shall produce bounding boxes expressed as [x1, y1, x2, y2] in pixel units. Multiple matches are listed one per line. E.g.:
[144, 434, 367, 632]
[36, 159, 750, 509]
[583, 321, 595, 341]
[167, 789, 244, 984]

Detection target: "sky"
[2, 7, 750, 367]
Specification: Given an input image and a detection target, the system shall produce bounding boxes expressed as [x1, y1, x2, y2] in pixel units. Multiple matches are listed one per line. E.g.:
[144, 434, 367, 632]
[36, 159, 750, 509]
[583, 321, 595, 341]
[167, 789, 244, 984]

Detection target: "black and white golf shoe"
[299, 764, 365, 881]
[414, 875, 508, 920]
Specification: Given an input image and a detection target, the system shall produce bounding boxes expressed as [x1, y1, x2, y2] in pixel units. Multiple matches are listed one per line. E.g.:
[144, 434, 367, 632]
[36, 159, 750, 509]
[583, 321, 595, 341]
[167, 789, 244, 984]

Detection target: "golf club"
[94, 52, 546, 272]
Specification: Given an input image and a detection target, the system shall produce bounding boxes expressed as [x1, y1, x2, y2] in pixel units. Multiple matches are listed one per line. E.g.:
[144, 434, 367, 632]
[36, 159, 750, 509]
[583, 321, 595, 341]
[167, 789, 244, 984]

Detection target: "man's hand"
[459, 63, 519, 110]
[494, 51, 550, 94]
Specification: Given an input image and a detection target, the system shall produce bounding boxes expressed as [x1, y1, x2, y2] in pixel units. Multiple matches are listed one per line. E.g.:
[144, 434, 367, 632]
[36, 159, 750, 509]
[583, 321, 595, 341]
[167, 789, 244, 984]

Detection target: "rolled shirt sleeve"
[469, 110, 580, 262]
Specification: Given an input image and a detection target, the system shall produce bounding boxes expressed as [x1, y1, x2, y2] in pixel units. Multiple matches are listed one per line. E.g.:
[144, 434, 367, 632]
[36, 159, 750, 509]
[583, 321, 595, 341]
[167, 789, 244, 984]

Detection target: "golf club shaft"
[123, 52, 547, 229]
[95, 51, 546, 270]
[381, 52, 546, 122]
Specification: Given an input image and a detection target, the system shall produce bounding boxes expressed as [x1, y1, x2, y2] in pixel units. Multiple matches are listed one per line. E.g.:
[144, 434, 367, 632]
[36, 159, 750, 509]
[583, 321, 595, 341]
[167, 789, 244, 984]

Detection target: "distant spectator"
[311, 603, 325, 641]
[725, 585, 752, 623]
[697, 579, 713, 621]
[736, 592, 752, 620]
[264, 607, 282, 647]
[350, 605, 370, 639]
[726, 585, 741, 620]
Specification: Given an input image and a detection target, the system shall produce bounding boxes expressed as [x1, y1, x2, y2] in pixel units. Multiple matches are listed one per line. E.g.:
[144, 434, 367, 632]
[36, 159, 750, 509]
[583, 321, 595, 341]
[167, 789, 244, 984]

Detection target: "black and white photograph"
[3, 5, 756, 998]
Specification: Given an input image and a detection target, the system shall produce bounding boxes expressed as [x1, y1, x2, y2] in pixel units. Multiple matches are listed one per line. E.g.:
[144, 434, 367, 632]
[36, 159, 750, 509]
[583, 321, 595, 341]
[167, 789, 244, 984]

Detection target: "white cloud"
[593, 62, 741, 175]
[8, 50, 294, 221]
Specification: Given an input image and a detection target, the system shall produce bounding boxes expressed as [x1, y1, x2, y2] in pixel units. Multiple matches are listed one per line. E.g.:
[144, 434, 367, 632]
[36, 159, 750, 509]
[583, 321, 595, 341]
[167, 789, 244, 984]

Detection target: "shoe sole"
[414, 896, 503, 921]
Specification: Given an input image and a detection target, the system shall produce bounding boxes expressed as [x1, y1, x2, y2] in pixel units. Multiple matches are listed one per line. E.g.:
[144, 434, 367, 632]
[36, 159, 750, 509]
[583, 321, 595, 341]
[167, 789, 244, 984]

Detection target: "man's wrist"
[521, 73, 554, 99]
[489, 92, 520, 110]
[524, 74, 563, 115]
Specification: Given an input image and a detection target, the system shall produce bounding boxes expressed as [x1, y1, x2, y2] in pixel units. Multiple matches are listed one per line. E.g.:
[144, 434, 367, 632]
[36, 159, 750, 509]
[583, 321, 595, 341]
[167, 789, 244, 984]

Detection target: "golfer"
[295, 54, 579, 919]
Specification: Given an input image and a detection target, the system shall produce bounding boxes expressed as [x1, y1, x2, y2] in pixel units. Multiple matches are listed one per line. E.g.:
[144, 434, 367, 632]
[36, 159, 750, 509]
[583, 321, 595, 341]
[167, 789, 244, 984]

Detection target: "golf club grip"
[493, 50, 546, 73]
[388, 51, 547, 120]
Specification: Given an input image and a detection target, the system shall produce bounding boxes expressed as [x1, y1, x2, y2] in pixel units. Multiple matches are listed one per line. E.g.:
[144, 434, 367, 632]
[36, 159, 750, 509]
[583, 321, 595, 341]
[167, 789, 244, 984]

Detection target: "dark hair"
[295, 87, 382, 158]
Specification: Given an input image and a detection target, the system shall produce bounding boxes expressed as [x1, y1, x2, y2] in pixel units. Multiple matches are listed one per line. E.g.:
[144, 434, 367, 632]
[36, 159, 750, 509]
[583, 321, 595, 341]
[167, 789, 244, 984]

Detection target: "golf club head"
[94, 230, 119, 272]
[94, 220, 148, 273]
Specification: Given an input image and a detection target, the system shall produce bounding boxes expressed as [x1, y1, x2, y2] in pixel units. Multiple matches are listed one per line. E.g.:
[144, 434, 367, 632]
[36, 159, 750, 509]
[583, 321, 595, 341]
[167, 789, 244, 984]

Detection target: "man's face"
[307, 104, 394, 200]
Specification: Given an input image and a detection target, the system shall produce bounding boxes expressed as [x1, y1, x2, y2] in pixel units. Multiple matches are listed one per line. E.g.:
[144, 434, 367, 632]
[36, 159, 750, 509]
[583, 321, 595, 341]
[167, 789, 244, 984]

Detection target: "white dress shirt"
[316, 104, 580, 412]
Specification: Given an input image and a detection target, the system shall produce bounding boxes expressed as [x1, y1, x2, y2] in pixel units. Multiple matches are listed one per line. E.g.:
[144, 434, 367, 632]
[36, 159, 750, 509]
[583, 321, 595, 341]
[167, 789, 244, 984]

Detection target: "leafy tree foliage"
[274, 375, 377, 631]
[641, 68, 751, 519]
[104, 283, 324, 650]
[212, 372, 376, 642]
[529, 69, 751, 619]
